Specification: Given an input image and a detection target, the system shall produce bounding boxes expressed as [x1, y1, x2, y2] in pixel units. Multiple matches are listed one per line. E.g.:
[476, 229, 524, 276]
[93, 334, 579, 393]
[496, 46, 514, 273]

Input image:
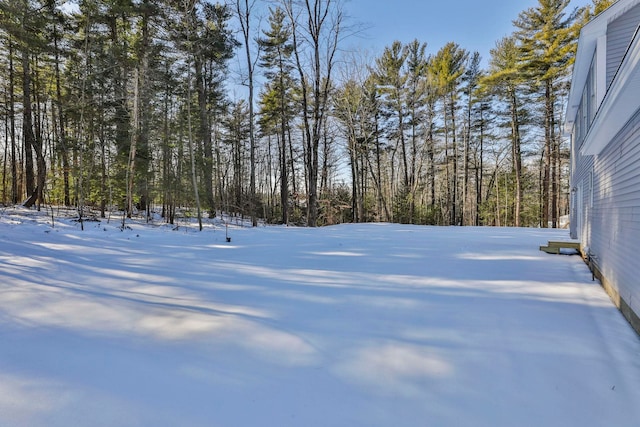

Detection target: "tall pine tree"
[258, 6, 295, 225]
[514, 0, 581, 228]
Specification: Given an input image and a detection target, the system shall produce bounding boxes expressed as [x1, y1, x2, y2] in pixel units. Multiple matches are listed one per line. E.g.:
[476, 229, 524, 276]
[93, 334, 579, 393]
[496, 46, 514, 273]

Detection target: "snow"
[1, 208, 639, 427]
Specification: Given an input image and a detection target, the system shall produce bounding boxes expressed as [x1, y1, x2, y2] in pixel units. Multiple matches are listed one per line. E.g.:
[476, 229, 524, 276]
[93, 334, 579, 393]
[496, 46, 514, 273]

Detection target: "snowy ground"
[1, 208, 639, 427]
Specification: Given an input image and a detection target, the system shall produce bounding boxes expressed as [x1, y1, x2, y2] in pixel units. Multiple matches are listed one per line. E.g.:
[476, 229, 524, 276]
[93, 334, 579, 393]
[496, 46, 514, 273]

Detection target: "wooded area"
[0, 0, 611, 227]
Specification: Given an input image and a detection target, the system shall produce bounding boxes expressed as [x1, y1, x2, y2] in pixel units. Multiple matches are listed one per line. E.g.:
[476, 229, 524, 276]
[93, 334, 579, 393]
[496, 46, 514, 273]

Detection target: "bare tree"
[282, 0, 343, 227]
[235, 0, 260, 226]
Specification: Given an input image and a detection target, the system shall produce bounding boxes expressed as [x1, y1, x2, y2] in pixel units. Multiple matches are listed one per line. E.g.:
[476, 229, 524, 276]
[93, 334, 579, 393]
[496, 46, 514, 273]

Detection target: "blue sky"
[343, 0, 593, 63]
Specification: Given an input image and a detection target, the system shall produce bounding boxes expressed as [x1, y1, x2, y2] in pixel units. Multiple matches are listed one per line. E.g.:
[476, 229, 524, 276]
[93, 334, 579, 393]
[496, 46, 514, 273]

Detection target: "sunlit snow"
[1, 208, 639, 427]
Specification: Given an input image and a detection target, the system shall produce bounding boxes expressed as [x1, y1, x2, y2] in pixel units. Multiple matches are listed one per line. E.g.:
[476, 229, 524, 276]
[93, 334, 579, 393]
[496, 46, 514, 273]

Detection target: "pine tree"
[591, 0, 614, 16]
[514, 0, 581, 228]
[50, 5, 72, 207]
[482, 36, 528, 227]
[461, 51, 482, 226]
[0, 32, 19, 204]
[169, 0, 237, 226]
[0, 0, 50, 208]
[405, 39, 428, 222]
[258, 6, 296, 224]
[223, 99, 250, 215]
[430, 42, 468, 225]
[373, 40, 409, 216]
[333, 58, 379, 223]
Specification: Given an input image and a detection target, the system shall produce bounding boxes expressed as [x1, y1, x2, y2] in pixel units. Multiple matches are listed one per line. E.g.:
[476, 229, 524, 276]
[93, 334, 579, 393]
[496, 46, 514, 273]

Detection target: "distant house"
[565, 0, 640, 333]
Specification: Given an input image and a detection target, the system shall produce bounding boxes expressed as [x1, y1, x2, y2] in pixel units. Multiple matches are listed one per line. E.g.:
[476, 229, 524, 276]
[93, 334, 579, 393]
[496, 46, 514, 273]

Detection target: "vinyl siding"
[570, 47, 598, 240]
[589, 107, 640, 316]
[570, 128, 594, 243]
[606, 3, 640, 87]
[576, 156, 594, 245]
[575, 58, 598, 149]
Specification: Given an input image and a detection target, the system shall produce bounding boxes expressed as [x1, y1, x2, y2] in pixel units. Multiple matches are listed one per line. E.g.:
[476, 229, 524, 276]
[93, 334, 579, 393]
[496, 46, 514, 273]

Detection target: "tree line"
[0, 0, 612, 228]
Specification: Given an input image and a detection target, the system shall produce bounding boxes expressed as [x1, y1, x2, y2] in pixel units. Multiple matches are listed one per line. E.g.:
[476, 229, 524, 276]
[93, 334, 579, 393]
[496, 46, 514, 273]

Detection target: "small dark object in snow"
[73, 217, 100, 223]
[226, 237, 231, 242]
[612, 385, 616, 391]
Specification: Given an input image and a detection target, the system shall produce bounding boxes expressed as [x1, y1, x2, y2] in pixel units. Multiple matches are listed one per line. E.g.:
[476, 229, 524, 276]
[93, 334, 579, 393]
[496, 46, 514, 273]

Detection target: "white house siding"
[570, 53, 597, 242]
[568, 0, 640, 332]
[606, 3, 640, 87]
[570, 137, 595, 243]
[589, 107, 640, 319]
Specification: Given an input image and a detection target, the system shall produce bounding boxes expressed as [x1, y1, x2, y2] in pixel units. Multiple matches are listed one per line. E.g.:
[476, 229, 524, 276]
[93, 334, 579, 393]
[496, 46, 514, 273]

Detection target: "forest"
[0, 0, 613, 228]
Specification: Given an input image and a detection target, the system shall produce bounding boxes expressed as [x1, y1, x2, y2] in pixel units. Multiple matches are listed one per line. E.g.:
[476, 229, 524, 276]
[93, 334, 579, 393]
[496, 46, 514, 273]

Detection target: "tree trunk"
[279, 78, 289, 225]
[475, 105, 485, 226]
[8, 38, 18, 204]
[22, 50, 36, 204]
[463, 118, 470, 226]
[510, 87, 523, 227]
[194, 58, 215, 218]
[100, 130, 107, 218]
[187, 64, 203, 231]
[54, 28, 71, 206]
[428, 120, 435, 210]
[444, 102, 451, 224]
[126, 68, 139, 220]
[237, 0, 258, 227]
[541, 79, 552, 228]
[449, 93, 458, 226]
[349, 135, 358, 222]
[551, 108, 559, 229]
[286, 0, 340, 227]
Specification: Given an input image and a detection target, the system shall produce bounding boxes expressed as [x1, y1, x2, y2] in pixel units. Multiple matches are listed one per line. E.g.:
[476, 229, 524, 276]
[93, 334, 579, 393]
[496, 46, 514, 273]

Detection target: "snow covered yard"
[1, 209, 639, 427]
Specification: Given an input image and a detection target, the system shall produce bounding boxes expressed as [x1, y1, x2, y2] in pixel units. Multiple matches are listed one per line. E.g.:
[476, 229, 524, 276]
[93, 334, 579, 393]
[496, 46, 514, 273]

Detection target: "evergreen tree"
[422, 55, 440, 216]
[170, 0, 237, 224]
[223, 99, 250, 215]
[483, 36, 529, 227]
[0, 0, 591, 229]
[514, 0, 581, 227]
[430, 42, 468, 225]
[405, 39, 428, 222]
[461, 51, 483, 226]
[0, 0, 50, 208]
[590, 0, 614, 16]
[49, 4, 72, 207]
[333, 64, 378, 223]
[258, 6, 296, 224]
[373, 41, 409, 205]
